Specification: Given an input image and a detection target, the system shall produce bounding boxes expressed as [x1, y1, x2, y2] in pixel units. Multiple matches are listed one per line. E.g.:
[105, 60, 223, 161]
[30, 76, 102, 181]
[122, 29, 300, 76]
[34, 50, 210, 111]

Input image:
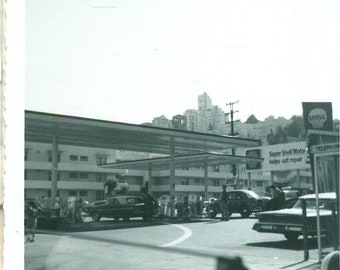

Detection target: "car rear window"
[294, 199, 335, 210]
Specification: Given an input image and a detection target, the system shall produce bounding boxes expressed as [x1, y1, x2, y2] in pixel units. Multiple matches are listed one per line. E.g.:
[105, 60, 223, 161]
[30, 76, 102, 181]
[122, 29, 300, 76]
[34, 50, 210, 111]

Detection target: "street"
[25, 215, 332, 270]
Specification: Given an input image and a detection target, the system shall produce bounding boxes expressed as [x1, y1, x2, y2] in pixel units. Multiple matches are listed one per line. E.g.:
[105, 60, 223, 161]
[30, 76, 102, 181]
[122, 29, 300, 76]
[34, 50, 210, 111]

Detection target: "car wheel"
[123, 216, 130, 222]
[92, 213, 100, 222]
[284, 232, 300, 242]
[114, 217, 120, 221]
[209, 210, 217, 218]
[240, 207, 250, 218]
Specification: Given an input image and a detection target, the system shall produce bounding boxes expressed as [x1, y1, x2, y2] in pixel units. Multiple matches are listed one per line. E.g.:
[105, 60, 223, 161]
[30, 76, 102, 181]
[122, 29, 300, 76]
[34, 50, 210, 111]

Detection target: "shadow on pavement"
[37, 217, 213, 233]
[246, 237, 334, 251]
[279, 260, 320, 270]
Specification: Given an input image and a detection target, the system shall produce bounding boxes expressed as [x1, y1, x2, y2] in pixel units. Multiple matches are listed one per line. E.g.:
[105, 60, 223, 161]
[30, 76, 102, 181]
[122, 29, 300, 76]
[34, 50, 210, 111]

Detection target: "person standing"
[220, 185, 229, 221]
[141, 188, 156, 221]
[25, 200, 40, 243]
[270, 184, 285, 210]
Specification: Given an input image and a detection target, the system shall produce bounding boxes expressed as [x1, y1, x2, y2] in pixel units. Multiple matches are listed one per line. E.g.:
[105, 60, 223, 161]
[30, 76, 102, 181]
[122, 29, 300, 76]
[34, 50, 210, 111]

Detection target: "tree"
[116, 185, 129, 195]
[245, 114, 259, 124]
[266, 126, 288, 145]
[104, 180, 117, 197]
[287, 115, 305, 138]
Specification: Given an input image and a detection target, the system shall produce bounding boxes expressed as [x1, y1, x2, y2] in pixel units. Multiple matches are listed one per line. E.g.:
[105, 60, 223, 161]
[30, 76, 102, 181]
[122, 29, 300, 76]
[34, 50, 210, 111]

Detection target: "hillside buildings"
[152, 92, 293, 144]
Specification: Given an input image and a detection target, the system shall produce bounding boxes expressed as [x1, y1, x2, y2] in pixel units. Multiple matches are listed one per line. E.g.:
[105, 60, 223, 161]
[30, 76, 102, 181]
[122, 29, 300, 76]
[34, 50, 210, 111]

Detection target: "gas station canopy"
[25, 110, 261, 155]
[101, 152, 263, 170]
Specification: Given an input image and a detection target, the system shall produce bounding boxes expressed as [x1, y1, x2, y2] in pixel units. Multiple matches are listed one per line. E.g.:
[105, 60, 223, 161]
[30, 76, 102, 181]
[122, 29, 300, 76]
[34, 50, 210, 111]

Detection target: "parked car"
[281, 187, 305, 209]
[252, 192, 336, 242]
[208, 190, 271, 218]
[24, 198, 61, 227]
[86, 195, 157, 222]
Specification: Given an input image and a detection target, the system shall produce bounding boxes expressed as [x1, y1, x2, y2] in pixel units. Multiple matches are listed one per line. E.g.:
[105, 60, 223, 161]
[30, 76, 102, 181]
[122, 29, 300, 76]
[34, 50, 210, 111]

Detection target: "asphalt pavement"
[24, 216, 336, 270]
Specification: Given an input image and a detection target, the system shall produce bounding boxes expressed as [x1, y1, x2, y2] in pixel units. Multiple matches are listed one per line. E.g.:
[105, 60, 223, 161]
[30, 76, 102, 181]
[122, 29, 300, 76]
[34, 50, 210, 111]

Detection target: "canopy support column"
[148, 165, 152, 195]
[204, 160, 208, 199]
[170, 144, 175, 217]
[51, 134, 59, 207]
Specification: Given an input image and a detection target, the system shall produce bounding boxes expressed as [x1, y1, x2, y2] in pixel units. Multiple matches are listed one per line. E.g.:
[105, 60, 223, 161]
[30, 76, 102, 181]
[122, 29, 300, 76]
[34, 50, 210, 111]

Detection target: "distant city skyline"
[148, 92, 338, 125]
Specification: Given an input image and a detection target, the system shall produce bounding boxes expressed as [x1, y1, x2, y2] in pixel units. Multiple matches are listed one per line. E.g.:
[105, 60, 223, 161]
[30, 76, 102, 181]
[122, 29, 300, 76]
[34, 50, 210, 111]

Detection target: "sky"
[25, 0, 340, 124]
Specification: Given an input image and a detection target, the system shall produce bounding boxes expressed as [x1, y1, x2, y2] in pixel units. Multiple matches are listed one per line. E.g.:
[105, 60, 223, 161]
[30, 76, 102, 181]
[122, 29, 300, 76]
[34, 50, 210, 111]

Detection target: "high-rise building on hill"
[184, 109, 198, 131]
[172, 115, 187, 130]
[152, 115, 171, 128]
[150, 92, 297, 144]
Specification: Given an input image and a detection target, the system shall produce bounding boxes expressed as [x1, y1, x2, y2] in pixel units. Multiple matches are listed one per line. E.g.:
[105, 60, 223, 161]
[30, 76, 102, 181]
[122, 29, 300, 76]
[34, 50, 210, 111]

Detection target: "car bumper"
[252, 222, 302, 234]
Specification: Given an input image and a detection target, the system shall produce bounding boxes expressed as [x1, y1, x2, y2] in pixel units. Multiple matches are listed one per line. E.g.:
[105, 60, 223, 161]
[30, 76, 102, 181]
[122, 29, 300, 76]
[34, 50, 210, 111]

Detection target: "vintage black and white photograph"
[4, 0, 340, 269]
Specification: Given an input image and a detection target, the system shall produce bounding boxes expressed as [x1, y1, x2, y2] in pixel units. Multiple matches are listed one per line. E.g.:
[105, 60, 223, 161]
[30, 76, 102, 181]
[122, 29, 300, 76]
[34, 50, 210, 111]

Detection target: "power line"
[225, 101, 240, 177]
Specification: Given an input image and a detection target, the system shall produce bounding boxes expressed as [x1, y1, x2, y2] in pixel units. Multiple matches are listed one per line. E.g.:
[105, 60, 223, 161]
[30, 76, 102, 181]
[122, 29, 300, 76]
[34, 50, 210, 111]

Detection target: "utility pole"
[225, 101, 240, 179]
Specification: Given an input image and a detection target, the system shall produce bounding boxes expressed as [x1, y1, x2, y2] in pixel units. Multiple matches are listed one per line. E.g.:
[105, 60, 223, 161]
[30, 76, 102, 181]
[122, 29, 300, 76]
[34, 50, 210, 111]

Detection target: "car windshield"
[293, 199, 334, 210]
[245, 190, 260, 199]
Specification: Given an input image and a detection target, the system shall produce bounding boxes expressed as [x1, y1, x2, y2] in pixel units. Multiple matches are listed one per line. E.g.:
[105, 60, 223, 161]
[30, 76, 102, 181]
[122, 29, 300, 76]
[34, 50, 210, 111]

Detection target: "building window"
[181, 178, 189, 185]
[79, 190, 88, 196]
[79, 173, 88, 179]
[226, 178, 235, 186]
[194, 178, 202, 184]
[69, 172, 78, 179]
[69, 190, 77, 196]
[48, 172, 61, 181]
[136, 176, 143, 185]
[96, 191, 104, 200]
[48, 151, 61, 162]
[96, 173, 107, 182]
[69, 155, 78, 161]
[213, 179, 220, 186]
[255, 181, 264, 187]
[96, 156, 107, 165]
[80, 156, 88, 161]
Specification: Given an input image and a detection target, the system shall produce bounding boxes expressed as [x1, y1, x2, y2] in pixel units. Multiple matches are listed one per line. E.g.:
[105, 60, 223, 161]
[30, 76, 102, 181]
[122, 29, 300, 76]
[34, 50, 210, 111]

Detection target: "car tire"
[284, 232, 300, 242]
[92, 213, 100, 222]
[240, 207, 250, 218]
[123, 216, 130, 222]
[209, 210, 217, 218]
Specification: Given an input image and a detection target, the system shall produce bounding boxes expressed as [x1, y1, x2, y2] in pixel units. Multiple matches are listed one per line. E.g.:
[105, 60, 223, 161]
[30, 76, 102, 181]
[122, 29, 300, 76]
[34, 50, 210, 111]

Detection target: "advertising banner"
[246, 141, 309, 172]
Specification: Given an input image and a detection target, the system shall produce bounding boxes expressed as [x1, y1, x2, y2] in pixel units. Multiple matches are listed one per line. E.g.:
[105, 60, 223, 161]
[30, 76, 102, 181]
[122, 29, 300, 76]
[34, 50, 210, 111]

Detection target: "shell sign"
[302, 102, 333, 131]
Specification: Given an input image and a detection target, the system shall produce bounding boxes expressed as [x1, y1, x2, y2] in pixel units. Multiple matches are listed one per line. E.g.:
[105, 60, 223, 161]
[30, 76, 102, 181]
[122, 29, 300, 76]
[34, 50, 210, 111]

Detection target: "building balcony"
[25, 161, 146, 175]
[25, 180, 104, 190]
[24, 180, 142, 193]
[152, 169, 229, 178]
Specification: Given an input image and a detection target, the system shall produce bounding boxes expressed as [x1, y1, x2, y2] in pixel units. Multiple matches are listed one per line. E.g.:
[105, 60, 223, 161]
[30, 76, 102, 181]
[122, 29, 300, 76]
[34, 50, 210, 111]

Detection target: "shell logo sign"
[302, 102, 333, 131]
[308, 108, 327, 129]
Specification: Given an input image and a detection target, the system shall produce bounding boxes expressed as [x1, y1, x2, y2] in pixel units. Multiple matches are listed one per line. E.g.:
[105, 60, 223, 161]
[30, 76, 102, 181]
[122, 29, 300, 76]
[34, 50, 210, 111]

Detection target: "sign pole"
[313, 154, 322, 262]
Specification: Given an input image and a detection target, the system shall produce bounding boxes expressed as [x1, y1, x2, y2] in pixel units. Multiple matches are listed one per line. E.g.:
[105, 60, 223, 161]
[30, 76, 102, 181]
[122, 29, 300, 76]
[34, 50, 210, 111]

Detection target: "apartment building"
[25, 141, 277, 204]
[25, 142, 150, 202]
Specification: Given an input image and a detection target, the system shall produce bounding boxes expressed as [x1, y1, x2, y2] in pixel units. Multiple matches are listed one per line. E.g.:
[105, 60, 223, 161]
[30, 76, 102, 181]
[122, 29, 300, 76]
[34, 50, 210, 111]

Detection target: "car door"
[120, 197, 136, 217]
[133, 197, 145, 215]
[107, 198, 120, 217]
[228, 192, 241, 213]
[92, 200, 109, 217]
